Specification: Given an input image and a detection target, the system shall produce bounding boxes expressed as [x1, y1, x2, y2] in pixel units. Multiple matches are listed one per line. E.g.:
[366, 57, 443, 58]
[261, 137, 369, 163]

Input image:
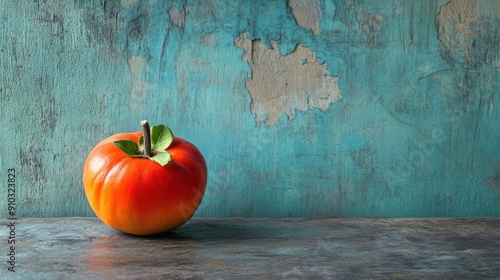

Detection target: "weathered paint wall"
[1, 0, 499, 218]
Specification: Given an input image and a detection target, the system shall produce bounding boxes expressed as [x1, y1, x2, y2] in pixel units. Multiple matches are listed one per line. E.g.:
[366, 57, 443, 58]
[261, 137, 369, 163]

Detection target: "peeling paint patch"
[436, 0, 500, 67]
[128, 56, 151, 112]
[169, 5, 189, 29]
[201, 32, 216, 47]
[288, 0, 322, 35]
[436, 0, 480, 66]
[235, 32, 341, 125]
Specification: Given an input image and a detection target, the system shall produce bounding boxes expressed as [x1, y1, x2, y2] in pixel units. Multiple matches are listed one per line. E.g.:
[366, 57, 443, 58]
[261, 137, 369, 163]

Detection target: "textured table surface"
[4, 217, 500, 279]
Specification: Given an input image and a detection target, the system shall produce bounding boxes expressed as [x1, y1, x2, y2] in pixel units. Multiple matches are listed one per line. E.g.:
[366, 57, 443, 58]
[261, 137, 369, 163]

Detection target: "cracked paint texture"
[235, 32, 341, 125]
[1, 0, 500, 218]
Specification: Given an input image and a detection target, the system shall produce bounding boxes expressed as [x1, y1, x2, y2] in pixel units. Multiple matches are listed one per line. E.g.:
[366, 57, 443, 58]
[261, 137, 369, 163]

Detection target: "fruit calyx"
[113, 120, 174, 166]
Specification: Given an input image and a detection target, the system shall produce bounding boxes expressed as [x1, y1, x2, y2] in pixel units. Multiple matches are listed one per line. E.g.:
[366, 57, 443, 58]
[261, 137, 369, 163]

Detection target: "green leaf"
[150, 150, 172, 166]
[113, 139, 141, 156]
[138, 136, 144, 152]
[113, 123, 174, 166]
[150, 125, 174, 151]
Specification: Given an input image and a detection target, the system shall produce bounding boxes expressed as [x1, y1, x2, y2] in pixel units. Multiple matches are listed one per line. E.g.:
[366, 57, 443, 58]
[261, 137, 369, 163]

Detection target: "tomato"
[83, 121, 207, 235]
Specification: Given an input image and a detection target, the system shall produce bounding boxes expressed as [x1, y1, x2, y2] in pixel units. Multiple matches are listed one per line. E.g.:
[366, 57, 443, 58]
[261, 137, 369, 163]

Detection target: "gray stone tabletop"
[3, 217, 500, 279]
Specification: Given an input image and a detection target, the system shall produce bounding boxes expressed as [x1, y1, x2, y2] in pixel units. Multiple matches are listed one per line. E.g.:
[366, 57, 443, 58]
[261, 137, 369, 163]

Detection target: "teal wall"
[2, 0, 500, 218]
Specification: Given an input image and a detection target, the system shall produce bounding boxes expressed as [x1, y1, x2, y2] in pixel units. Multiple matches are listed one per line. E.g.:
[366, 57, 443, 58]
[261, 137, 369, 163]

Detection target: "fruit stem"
[141, 120, 152, 157]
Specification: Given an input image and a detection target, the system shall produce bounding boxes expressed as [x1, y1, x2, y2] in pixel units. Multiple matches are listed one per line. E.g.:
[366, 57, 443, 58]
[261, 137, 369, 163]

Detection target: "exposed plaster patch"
[128, 56, 151, 112]
[436, 0, 479, 66]
[169, 5, 189, 29]
[288, 0, 322, 35]
[235, 32, 341, 125]
[201, 32, 216, 47]
[436, 0, 500, 67]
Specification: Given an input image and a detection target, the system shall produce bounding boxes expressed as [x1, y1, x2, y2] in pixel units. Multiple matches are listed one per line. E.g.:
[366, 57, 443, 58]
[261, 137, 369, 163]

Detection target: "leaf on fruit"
[151, 125, 174, 151]
[150, 150, 172, 166]
[138, 136, 145, 152]
[113, 140, 141, 156]
[113, 123, 174, 166]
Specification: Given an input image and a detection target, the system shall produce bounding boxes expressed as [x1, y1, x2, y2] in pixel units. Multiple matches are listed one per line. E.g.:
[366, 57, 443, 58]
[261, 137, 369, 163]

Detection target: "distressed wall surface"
[1, 0, 499, 217]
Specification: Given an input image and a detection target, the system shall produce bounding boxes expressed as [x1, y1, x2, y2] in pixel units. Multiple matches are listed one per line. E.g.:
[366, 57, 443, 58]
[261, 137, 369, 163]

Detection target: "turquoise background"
[1, 0, 499, 217]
